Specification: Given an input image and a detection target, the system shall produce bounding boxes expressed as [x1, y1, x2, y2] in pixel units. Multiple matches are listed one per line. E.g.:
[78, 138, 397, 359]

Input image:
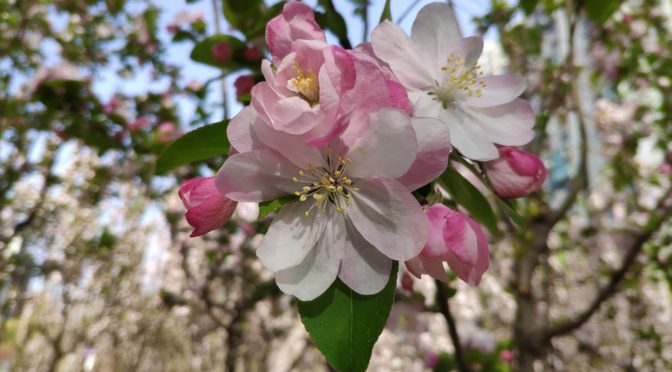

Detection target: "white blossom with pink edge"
[216, 108, 432, 301]
[484, 146, 547, 199]
[371, 2, 535, 161]
[406, 204, 490, 285]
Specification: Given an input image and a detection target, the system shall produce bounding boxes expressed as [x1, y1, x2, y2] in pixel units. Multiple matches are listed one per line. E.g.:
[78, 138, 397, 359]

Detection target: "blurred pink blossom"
[484, 146, 547, 199]
[179, 177, 237, 237]
[211, 42, 232, 62]
[243, 46, 262, 61]
[234, 75, 255, 100]
[156, 122, 181, 143]
[127, 117, 151, 132]
[500, 350, 514, 363]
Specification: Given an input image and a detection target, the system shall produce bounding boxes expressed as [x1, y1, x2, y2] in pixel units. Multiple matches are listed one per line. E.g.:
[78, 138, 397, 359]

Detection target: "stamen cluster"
[431, 53, 486, 108]
[289, 62, 320, 106]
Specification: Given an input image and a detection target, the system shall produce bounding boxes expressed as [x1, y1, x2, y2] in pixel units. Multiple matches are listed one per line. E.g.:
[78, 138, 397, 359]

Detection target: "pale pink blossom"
[217, 108, 433, 300]
[127, 117, 151, 132]
[371, 3, 535, 160]
[500, 350, 514, 363]
[179, 177, 237, 237]
[484, 146, 546, 198]
[406, 204, 489, 285]
[156, 122, 181, 143]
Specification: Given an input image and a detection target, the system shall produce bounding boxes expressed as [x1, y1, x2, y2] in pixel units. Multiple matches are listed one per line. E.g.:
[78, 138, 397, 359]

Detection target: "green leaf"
[190, 34, 247, 70]
[223, 0, 262, 14]
[496, 199, 526, 228]
[155, 121, 229, 174]
[379, 0, 392, 23]
[258, 196, 294, 218]
[439, 166, 499, 236]
[585, 0, 623, 24]
[299, 262, 399, 372]
[518, 0, 540, 15]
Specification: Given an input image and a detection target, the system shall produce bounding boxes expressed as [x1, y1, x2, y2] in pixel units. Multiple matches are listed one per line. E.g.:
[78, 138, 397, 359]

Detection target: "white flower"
[371, 3, 535, 160]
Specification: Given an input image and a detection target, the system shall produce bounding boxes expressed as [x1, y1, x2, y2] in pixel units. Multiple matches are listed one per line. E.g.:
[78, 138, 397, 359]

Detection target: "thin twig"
[544, 187, 672, 340]
[435, 280, 472, 372]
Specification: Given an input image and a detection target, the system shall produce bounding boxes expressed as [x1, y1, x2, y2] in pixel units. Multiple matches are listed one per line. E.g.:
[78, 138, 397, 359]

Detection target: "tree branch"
[435, 281, 472, 372]
[544, 187, 672, 340]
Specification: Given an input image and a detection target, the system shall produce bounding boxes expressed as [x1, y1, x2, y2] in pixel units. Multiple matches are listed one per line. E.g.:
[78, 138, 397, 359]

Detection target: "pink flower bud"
[243, 46, 261, 61]
[156, 121, 181, 143]
[211, 42, 232, 62]
[127, 117, 151, 132]
[234, 75, 255, 101]
[484, 146, 547, 199]
[179, 177, 237, 237]
[662, 163, 672, 175]
[166, 24, 179, 34]
[500, 350, 514, 363]
[424, 351, 439, 369]
[406, 205, 490, 285]
[400, 272, 414, 292]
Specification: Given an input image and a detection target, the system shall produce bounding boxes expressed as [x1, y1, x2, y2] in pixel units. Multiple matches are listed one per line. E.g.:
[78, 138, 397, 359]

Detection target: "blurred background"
[1, 0, 672, 371]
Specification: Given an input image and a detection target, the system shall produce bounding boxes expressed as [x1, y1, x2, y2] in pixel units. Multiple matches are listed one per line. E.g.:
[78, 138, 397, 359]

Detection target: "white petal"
[347, 177, 427, 261]
[371, 21, 435, 91]
[441, 109, 499, 161]
[346, 108, 417, 179]
[338, 219, 392, 295]
[215, 149, 299, 202]
[464, 74, 527, 108]
[460, 36, 484, 67]
[257, 201, 328, 272]
[466, 98, 536, 146]
[397, 116, 451, 191]
[275, 231, 341, 301]
[411, 2, 463, 72]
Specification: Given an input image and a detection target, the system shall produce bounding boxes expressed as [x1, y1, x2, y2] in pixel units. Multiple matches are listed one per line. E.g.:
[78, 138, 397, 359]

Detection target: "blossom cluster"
[179, 2, 546, 300]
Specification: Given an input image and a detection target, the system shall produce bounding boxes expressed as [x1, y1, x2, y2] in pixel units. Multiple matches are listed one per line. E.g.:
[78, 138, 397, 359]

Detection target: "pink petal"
[466, 98, 535, 147]
[346, 108, 418, 179]
[439, 109, 499, 161]
[215, 149, 299, 202]
[227, 106, 264, 153]
[347, 177, 427, 261]
[251, 118, 325, 169]
[179, 177, 237, 237]
[397, 117, 451, 191]
[265, 2, 326, 62]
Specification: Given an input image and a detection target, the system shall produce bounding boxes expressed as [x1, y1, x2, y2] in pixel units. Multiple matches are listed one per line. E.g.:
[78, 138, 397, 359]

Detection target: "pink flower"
[424, 351, 440, 368]
[266, 2, 326, 63]
[179, 177, 237, 237]
[371, 3, 535, 160]
[484, 146, 546, 198]
[500, 350, 514, 363]
[234, 75, 255, 101]
[243, 46, 262, 61]
[127, 117, 151, 132]
[156, 122, 181, 143]
[211, 42, 232, 62]
[400, 272, 414, 292]
[217, 108, 433, 300]
[406, 204, 489, 285]
[166, 24, 179, 34]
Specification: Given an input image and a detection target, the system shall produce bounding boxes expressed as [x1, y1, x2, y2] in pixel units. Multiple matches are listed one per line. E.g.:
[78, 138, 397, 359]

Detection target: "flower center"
[430, 53, 486, 108]
[291, 152, 358, 216]
[288, 62, 320, 106]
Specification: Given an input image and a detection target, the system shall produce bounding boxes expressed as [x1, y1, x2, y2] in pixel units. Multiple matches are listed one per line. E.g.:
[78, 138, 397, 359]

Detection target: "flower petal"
[252, 117, 325, 169]
[397, 116, 451, 191]
[440, 109, 499, 161]
[347, 177, 427, 261]
[466, 98, 535, 146]
[275, 225, 341, 301]
[410, 3, 463, 72]
[346, 108, 417, 179]
[338, 219, 393, 295]
[257, 201, 328, 272]
[371, 21, 435, 91]
[215, 149, 299, 202]
[227, 106, 264, 153]
[465, 74, 527, 108]
[460, 36, 484, 67]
